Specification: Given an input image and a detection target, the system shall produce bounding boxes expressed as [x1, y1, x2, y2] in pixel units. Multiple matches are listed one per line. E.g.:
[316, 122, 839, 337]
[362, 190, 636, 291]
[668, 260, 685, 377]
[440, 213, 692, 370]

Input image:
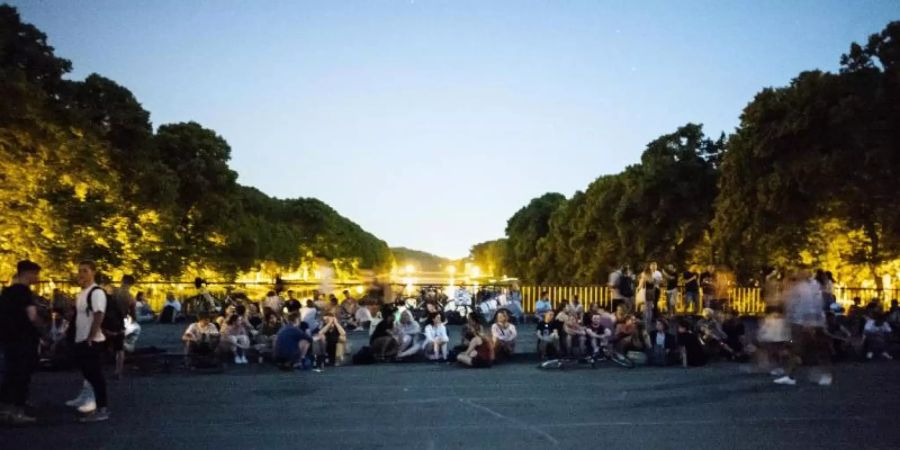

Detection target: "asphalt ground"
[2, 323, 900, 449]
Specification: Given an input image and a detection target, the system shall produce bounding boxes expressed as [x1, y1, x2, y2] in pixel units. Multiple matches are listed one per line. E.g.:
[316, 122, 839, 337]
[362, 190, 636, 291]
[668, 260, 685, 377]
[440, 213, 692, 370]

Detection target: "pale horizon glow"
[10, 0, 897, 258]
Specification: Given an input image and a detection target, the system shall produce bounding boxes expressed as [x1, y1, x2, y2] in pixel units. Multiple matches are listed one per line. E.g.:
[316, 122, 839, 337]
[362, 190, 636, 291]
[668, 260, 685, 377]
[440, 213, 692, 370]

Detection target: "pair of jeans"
[0, 341, 38, 407]
[74, 342, 108, 409]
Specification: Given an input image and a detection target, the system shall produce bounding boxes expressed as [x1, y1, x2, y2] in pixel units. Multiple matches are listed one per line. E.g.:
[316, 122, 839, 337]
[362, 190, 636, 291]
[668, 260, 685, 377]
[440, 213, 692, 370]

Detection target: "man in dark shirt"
[676, 320, 707, 367]
[683, 270, 700, 313]
[0, 260, 43, 424]
[273, 313, 312, 370]
[535, 311, 560, 360]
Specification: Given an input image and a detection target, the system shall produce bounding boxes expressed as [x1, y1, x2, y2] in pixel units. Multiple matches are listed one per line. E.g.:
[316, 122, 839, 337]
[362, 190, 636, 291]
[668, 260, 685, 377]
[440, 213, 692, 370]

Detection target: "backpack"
[87, 286, 124, 333]
[618, 274, 634, 298]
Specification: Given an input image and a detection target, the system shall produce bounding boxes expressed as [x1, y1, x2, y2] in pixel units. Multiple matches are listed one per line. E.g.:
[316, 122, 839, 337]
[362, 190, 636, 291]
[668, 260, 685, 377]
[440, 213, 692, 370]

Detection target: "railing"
[35, 279, 900, 316]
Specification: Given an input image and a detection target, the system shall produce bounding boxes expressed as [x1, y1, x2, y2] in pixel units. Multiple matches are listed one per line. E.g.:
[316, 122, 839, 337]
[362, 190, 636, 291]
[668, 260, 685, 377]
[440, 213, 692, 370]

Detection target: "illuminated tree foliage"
[469, 239, 507, 278]
[712, 21, 900, 285]
[0, 5, 390, 279]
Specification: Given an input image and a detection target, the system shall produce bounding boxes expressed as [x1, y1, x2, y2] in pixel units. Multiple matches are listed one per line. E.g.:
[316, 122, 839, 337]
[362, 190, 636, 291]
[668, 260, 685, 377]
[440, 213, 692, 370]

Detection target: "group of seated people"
[822, 298, 899, 361]
[180, 290, 362, 370]
[532, 301, 751, 368]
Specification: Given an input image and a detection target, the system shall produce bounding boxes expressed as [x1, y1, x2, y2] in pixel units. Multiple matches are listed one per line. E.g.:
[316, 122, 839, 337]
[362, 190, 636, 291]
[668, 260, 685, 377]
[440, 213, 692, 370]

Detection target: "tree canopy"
[0, 5, 391, 280]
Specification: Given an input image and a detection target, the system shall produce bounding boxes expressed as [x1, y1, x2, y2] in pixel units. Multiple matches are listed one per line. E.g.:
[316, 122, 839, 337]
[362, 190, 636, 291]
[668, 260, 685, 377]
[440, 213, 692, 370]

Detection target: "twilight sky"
[11, 0, 897, 258]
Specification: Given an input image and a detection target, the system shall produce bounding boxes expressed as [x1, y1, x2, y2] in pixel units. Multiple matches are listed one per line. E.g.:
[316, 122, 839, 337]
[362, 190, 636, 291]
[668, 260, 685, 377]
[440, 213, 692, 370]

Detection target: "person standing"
[683, 269, 700, 313]
[0, 260, 43, 424]
[106, 275, 135, 380]
[71, 260, 110, 422]
[774, 270, 832, 386]
[662, 265, 679, 316]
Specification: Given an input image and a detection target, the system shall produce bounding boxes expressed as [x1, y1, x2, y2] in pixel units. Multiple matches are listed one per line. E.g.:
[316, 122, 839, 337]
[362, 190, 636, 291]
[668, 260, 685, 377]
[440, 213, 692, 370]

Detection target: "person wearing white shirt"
[423, 312, 449, 361]
[263, 291, 284, 316]
[491, 310, 518, 359]
[68, 260, 110, 422]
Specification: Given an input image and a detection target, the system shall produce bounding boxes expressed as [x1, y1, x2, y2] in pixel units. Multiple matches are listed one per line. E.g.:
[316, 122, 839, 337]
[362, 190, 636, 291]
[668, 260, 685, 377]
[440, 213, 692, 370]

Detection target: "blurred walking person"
[774, 269, 832, 386]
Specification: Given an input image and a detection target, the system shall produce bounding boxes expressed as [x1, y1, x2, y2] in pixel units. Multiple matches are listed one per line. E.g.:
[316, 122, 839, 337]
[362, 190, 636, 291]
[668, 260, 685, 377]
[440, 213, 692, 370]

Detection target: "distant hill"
[391, 247, 452, 272]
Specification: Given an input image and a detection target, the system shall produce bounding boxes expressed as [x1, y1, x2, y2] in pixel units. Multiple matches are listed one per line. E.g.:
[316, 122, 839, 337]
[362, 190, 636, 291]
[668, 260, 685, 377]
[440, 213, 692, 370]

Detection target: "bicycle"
[537, 344, 635, 370]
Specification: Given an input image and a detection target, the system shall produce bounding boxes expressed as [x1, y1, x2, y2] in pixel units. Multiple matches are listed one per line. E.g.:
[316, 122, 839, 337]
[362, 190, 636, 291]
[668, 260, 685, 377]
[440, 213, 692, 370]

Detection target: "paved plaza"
[2, 323, 900, 449]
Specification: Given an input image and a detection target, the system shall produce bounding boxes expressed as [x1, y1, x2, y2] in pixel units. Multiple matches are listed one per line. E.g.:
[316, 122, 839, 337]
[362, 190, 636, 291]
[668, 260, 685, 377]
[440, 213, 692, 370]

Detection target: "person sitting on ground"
[394, 310, 422, 360]
[614, 315, 639, 354]
[887, 300, 900, 338]
[284, 290, 302, 313]
[584, 313, 612, 357]
[616, 316, 650, 359]
[221, 314, 252, 365]
[246, 302, 264, 329]
[315, 312, 348, 367]
[864, 313, 893, 360]
[159, 292, 182, 323]
[456, 321, 494, 368]
[535, 310, 560, 360]
[676, 319, 707, 367]
[255, 313, 282, 355]
[697, 308, 736, 359]
[181, 313, 220, 367]
[262, 291, 283, 317]
[534, 291, 552, 322]
[419, 301, 441, 328]
[423, 311, 450, 361]
[134, 292, 155, 323]
[824, 308, 852, 360]
[340, 290, 359, 322]
[646, 318, 677, 366]
[722, 309, 748, 360]
[355, 299, 375, 331]
[300, 299, 318, 331]
[562, 312, 587, 357]
[491, 309, 518, 360]
[370, 307, 398, 361]
[216, 305, 236, 329]
[273, 312, 312, 370]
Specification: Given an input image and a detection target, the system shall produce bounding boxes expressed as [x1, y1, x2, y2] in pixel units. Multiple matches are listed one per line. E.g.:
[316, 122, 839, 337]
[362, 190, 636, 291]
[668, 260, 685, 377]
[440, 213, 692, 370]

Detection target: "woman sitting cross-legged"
[394, 310, 422, 360]
[221, 314, 252, 364]
[491, 309, 518, 360]
[456, 321, 495, 368]
[181, 313, 220, 368]
[423, 311, 450, 361]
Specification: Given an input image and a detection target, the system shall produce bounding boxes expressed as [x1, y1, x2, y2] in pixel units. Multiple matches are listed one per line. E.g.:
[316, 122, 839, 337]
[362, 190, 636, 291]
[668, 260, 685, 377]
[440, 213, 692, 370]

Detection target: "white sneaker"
[769, 368, 785, 377]
[240, 355, 249, 364]
[882, 352, 893, 360]
[866, 352, 874, 360]
[774, 376, 797, 386]
[234, 355, 241, 364]
[65, 387, 89, 407]
[818, 374, 833, 386]
[77, 399, 97, 414]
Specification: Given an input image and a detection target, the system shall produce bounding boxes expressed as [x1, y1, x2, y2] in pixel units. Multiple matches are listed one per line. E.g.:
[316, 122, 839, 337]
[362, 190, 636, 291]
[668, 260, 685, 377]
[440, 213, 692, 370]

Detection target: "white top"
[183, 322, 220, 341]
[424, 323, 449, 342]
[652, 270, 663, 286]
[864, 319, 892, 335]
[491, 322, 518, 342]
[263, 295, 284, 313]
[165, 299, 182, 313]
[355, 306, 372, 323]
[75, 284, 107, 343]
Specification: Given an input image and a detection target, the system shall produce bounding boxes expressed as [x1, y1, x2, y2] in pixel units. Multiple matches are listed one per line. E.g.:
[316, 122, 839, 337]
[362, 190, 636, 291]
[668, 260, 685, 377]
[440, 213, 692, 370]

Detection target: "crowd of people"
[2, 258, 900, 426]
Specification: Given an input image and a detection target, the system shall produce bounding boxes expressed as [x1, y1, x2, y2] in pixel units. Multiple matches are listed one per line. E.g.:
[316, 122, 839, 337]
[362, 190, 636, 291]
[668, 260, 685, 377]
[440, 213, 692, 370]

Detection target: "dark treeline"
[481, 21, 900, 287]
[0, 6, 391, 279]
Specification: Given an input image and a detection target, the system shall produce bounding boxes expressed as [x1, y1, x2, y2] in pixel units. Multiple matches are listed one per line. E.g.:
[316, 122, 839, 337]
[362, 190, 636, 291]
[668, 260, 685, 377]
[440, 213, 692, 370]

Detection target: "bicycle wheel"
[609, 351, 635, 369]
[538, 359, 563, 370]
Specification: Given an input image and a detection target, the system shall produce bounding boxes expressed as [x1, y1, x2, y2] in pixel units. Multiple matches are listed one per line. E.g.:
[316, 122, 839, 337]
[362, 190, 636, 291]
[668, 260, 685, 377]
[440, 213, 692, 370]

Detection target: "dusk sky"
[11, 1, 897, 258]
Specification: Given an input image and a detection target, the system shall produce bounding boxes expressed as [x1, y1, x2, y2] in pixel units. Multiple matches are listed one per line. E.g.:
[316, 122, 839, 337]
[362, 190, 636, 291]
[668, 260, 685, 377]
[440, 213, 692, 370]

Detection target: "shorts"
[107, 333, 124, 352]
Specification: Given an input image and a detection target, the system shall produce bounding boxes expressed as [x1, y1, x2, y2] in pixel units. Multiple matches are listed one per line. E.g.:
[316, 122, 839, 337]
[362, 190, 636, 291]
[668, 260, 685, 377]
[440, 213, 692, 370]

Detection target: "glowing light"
[470, 266, 481, 278]
[404, 264, 415, 275]
[355, 286, 364, 295]
[447, 266, 457, 275]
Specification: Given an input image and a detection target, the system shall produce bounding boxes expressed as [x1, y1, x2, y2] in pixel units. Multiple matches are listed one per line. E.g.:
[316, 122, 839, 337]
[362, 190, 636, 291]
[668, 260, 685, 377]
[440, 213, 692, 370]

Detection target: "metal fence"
[518, 285, 900, 316]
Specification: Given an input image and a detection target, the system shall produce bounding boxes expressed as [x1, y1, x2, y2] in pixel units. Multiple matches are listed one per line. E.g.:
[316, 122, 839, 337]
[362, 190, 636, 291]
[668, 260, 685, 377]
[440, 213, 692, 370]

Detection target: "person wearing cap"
[0, 260, 43, 424]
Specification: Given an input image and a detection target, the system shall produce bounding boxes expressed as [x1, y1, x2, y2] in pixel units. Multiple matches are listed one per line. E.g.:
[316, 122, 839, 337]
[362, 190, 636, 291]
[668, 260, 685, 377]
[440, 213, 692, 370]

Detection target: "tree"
[504, 193, 566, 282]
[713, 21, 900, 285]
[469, 239, 507, 278]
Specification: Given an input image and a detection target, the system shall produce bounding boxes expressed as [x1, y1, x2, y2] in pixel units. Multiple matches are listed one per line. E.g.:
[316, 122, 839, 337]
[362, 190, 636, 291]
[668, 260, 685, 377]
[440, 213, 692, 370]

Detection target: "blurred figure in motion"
[774, 269, 832, 386]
